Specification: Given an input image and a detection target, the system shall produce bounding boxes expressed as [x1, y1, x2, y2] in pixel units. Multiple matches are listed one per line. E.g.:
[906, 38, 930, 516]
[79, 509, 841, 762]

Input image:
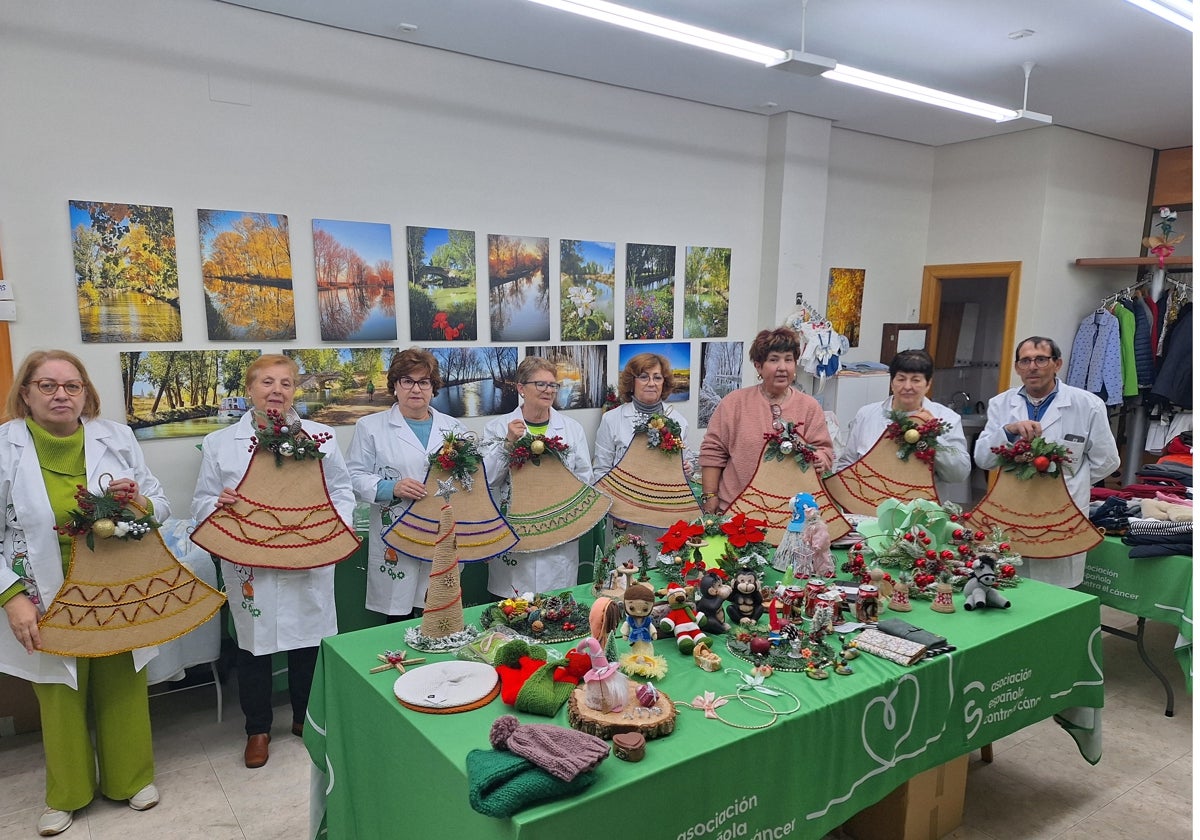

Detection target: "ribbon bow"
[692, 691, 727, 719]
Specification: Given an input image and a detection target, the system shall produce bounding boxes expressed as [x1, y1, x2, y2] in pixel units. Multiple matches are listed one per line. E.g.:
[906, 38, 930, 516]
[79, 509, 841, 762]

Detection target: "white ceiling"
[219, 0, 1193, 150]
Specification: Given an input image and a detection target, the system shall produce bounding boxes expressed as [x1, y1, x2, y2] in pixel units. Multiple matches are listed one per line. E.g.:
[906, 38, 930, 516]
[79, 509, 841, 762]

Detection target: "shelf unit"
[1074, 256, 1191, 269]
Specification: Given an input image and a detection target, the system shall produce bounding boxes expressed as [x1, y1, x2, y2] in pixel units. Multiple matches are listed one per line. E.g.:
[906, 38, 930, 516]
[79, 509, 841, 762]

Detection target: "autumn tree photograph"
[313, 219, 396, 342]
[683, 245, 730, 339]
[489, 234, 550, 343]
[407, 226, 478, 342]
[198, 208, 296, 341]
[70, 200, 182, 343]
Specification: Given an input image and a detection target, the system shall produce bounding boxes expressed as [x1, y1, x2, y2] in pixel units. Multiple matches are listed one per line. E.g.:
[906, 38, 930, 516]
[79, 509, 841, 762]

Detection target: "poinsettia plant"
[658, 520, 704, 554]
[990, 436, 1073, 480]
[602, 386, 621, 413]
[56, 484, 160, 551]
[430, 431, 482, 489]
[762, 422, 819, 470]
[882, 410, 951, 464]
[250, 409, 332, 467]
[507, 433, 569, 469]
[635, 413, 685, 454]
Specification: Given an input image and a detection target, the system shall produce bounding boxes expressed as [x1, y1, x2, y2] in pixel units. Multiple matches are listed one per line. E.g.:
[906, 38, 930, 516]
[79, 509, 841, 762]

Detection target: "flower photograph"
[70, 200, 181, 343]
[313, 218, 396, 342]
[407, 225, 478, 342]
[625, 242, 676, 340]
[198, 208, 296, 341]
[559, 239, 615, 342]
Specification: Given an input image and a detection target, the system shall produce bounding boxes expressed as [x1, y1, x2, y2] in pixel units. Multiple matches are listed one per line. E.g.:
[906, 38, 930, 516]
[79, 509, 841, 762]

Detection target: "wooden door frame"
[919, 261, 1021, 393]
[0, 246, 11, 409]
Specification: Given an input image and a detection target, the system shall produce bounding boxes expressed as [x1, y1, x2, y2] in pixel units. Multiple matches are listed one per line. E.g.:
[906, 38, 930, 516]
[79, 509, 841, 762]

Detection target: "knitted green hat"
[514, 660, 575, 717]
[467, 748, 598, 818]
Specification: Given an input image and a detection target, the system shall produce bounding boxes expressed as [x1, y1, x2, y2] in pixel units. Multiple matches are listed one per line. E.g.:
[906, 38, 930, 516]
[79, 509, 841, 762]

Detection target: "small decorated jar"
[855, 584, 880, 624]
[803, 578, 828, 618]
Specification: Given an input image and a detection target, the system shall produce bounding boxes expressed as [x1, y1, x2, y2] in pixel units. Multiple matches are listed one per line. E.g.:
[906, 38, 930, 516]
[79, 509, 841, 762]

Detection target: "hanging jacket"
[1148, 304, 1193, 411]
[1130, 295, 1155, 388]
[1065, 308, 1123, 406]
[1109, 301, 1138, 398]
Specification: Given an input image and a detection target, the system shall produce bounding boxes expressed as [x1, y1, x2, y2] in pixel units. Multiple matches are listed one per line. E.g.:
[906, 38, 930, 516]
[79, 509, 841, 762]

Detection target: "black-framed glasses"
[636, 373, 665, 384]
[399, 377, 433, 391]
[30, 379, 85, 396]
[1015, 356, 1055, 370]
[523, 381, 560, 392]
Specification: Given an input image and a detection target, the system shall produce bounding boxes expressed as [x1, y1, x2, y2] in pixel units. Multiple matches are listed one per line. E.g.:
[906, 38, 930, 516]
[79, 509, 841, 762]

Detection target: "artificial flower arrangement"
[714, 513, 771, 577]
[56, 484, 160, 550]
[602, 386, 621, 413]
[430, 430, 483, 490]
[882, 410, 952, 464]
[634, 413, 685, 454]
[249, 409, 331, 467]
[506, 433, 569, 469]
[1143, 206, 1186, 268]
[843, 498, 1021, 598]
[989, 436, 1073, 480]
[762, 421, 820, 470]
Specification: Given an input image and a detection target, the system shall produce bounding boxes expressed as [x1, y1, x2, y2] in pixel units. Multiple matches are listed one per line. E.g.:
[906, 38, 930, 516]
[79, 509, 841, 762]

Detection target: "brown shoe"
[291, 722, 304, 737]
[244, 733, 270, 768]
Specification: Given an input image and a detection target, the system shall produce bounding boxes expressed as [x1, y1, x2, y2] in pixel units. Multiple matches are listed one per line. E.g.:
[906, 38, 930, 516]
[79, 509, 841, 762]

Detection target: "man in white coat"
[974, 337, 1120, 588]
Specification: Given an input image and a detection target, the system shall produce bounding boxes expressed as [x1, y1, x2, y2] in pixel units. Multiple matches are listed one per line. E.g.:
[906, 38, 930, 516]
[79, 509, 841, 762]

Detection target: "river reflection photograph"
[619, 341, 691, 403]
[683, 245, 731, 339]
[70, 200, 182, 343]
[489, 234, 550, 343]
[429, 346, 520, 418]
[313, 218, 397, 342]
[407, 225, 478, 342]
[625, 242, 676, 341]
[122, 349, 261, 441]
[199, 208, 296, 341]
[525, 344, 608, 410]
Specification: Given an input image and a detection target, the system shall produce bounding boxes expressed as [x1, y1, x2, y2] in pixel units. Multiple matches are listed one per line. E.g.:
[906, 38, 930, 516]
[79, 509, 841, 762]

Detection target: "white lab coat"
[834, 397, 972, 496]
[482, 407, 593, 597]
[973, 381, 1120, 587]
[593, 402, 691, 566]
[191, 413, 355, 656]
[345, 405, 466, 616]
[0, 418, 169, 686]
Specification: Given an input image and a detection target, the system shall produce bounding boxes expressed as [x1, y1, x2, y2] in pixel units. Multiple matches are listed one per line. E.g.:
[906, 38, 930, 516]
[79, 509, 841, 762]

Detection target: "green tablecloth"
[1078, 535, 1192, 690]
[305, 577, 1102, 840]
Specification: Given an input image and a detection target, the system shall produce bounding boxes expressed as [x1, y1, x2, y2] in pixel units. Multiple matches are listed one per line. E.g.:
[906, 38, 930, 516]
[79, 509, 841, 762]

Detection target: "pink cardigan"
[699, 386, 833, 509]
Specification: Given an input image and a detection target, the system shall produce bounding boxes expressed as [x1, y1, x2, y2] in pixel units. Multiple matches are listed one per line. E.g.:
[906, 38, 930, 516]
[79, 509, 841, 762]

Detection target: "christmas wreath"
[429, 431, 482, 489]
[989, 436, 1072, 480]
[882, 410, 952, 464]
[506, 433, 569, 469]
[634, 413, 685, 454]
[250, 409, 331, 467]
[56, 484, 161, 550]
[762, 422, 819, 470]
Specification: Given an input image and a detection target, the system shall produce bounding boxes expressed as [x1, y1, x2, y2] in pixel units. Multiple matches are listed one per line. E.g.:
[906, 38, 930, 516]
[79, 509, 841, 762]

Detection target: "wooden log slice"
[567, 680, 676, 740]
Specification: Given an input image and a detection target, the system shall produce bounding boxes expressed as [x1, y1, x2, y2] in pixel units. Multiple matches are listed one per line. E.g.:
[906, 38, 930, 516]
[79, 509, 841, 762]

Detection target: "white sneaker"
[128, 783, 159, 811]
[37, 808, 72, 836]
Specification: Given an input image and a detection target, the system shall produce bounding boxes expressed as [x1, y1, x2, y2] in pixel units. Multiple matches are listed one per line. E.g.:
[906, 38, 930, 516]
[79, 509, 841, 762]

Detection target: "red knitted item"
[552, 650, 591, 685]
[496, 655, 547, 705]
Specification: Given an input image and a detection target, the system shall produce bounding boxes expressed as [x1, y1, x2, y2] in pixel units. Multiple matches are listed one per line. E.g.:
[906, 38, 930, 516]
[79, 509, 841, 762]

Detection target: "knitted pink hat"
[490, 715, 609, 782]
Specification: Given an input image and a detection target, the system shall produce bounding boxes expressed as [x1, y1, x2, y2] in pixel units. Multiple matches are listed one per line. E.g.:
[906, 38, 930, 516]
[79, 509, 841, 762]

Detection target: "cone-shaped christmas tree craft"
[726, 428, 851, 546]
[969, 437, 1102, 559]
[593, 418, 701, 528]
[506, 434, 610, 552]
[825, 435, 939, 516]
[38, 491, 225, 657]
[383, 432, 517, 563]
[420, 504, 466, 639]
[191, 413, 359, 570]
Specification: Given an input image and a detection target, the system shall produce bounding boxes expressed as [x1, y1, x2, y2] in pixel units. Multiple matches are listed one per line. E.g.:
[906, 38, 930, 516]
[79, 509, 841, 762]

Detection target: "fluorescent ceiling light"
[1122, 0, 1193, 31]
[822, 65, 1019, 122]
[525, 0, 787, 64]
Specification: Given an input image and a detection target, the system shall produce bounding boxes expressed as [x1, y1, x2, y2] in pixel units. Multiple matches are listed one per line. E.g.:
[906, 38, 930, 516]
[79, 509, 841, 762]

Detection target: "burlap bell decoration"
[507, 455, 610, 552]
[593, 439, 702, 528]
[190, 447, 359, 570]
[37, 530, 226, 658]
[726, 445, 851, 545]
[383, 464, 517, 563]
[419, 504, 466, 639]
[968, 469, 1103, 559]
[825, 435, 940, 516]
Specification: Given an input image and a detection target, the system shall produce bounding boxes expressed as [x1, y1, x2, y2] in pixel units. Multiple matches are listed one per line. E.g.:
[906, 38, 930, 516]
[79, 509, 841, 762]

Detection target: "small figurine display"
[767, 584, 805, 631]
[963, 555, 1012, 611]
[659, 582, 709, 654]
[726, 567, 765, 627]
[480, 591, 588, 643]
[619, 583, 668, 679]
[695, 569, 732, 634]
[578, 637, 629, 713]
[855, 584, 880, 624]
[774, 493, 835, 579]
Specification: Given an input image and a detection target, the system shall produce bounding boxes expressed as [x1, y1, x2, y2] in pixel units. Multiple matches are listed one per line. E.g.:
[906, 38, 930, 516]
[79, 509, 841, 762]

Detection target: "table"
[305, 577, 1103, 840]
[1077, 536, 1192, 714]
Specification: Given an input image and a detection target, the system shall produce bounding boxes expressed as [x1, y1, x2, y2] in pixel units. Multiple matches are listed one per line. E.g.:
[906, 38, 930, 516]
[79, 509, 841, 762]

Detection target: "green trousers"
[32, 652, 154, 811]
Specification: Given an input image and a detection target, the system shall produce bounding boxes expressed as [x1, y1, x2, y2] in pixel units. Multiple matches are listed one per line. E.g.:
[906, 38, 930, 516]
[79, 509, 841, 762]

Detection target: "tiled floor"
[0, 606, 1190, 839]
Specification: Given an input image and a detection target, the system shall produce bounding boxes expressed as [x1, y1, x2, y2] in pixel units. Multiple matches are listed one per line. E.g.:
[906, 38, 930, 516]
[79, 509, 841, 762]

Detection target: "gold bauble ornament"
[903, 429, 921, 444]
[91, 518, 117, 539]
[530, 439, 546, 455]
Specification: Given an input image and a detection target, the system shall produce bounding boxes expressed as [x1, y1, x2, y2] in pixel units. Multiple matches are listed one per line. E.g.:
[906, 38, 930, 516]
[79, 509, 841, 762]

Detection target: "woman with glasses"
[0, 350, 167, 835]
[593, 352, 690, 563]
[346, 348, 466, 621]
[482, 356, 593, 598]
[191, 354, 354, 770]
[699, 328, 834, 515]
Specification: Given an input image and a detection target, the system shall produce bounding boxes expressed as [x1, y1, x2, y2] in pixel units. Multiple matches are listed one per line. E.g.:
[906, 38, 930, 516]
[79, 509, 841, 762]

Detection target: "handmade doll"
[658, 582, 708, 654]
[621, 584, 658, 651]
[578, 637, 629, 713]
[963, 555, 1011, 611]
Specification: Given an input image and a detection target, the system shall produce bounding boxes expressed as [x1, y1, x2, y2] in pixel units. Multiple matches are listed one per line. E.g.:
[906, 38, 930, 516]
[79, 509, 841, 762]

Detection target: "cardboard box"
[845, 753, 968, 840]
[0, 673, 42, 736]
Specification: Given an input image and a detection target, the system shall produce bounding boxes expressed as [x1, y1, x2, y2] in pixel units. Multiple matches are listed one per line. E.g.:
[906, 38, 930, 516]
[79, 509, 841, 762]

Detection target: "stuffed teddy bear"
[963, 555, 1011, 611]
[726, 568, 764, 627]
[695, 569, 732, 634]
[658, 582, 708, 654]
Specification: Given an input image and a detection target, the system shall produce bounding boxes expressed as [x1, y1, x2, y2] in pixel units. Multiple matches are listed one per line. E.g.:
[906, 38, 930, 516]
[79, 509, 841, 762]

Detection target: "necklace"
[760, 385, 787, 431]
